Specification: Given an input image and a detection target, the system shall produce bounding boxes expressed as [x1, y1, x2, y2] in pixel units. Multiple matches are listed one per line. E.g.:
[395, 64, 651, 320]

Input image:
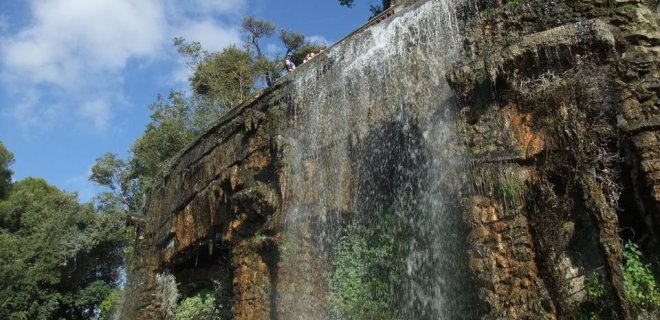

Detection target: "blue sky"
[0, 0, 372, 202]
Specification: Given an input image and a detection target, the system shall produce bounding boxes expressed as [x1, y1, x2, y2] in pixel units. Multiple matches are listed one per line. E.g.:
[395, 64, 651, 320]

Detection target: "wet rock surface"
[450, 0, 659, 318]
[121, 1, 660, 319]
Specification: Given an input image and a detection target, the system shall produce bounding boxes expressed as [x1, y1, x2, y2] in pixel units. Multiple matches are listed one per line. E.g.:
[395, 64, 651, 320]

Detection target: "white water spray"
[275, 1, 477, 318]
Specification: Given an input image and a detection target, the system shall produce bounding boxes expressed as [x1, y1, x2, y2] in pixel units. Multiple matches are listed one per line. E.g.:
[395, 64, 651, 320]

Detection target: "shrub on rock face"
[623, 242, 660, 313]
[176, 286, 232, 320]
[579, 242, 660, 318]
[330, 199, 414, 320]
[176, 290, 215, 320]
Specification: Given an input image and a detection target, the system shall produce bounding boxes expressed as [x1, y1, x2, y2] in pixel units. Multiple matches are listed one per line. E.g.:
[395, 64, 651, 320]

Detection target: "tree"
[338, 0, 392, 17]
[0, 178, 127, 320]
[280, 30, 306, 58]
[90, 153, 134, 214]
[90, 90, 219, 215]
[0, 141, 14, 199]
[130, 91, 198, 181]
[241, 16, 280, 86]
[94, 21, 316, 222]
[190, 46, 255, 109]
[241, 16, 275, 57]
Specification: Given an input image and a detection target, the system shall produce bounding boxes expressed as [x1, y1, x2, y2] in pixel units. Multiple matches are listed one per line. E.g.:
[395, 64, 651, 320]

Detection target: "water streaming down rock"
[275, 0, 478, 318]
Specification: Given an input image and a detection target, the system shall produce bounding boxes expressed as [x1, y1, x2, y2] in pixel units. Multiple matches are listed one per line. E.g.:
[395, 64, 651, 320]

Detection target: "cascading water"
[276, 0, 479, 318]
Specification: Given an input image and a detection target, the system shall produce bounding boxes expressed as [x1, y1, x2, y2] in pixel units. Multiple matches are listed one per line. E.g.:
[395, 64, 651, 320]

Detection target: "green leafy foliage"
[190, 46, 255, 109]
[0, 178, 126, 320]
[177, 290, 216, 320]
[241, 16, 275, 54]
[280, 30, 306, 57]
[132, 91, 198, 177]
[330, 199, 413, 320]
[579, 242, 660, 318]
[177, 273, 234, 320]
[623, 242, 660, 312]
[91, 91, 219, 217]
[98, 289, 122, 320]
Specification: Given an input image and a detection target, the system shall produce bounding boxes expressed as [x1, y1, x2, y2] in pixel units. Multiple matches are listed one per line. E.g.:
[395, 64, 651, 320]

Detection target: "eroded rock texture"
[449, 0, 660, 318]
[120, 85, 289, 320]
[121, 0, 660, 319]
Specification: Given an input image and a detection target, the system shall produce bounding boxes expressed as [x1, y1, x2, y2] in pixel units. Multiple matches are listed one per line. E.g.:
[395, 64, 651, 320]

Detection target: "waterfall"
[276, 0, 478, 318]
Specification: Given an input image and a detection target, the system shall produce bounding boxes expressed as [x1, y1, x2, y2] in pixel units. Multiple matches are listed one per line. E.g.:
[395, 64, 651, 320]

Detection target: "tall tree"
[93, 22, 316, 222]
[90, 90, 218, 215]
[241, 16, 275, 57]
[241, 16, 280, 86]
[0, 178, 127, 320]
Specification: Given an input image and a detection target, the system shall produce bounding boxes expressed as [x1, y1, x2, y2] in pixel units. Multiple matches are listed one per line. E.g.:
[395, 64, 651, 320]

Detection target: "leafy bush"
[579, 242, 660, 318]
[623, 242, 660, 312]
[176, 290, 216, 320]
[99, 289, 122, 320]
[330, 223, 400, 320]
[330, 199, 413, 320]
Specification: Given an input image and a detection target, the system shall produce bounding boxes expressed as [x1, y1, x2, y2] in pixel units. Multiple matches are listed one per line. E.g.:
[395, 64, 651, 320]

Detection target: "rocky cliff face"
[449, 0, 660, 318]
[121, 1, 660, 319]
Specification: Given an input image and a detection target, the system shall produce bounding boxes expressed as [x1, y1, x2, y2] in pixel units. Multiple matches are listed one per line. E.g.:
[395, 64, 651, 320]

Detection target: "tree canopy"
[0, 177, 127, 320]
[91, 90, 216, 216]
[190, 46, 255, 109]
[178, 17, 322, 109]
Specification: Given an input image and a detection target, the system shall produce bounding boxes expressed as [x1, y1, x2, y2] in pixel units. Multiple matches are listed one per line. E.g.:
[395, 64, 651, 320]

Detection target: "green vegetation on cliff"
[330, 198, 414, 320]
[95, 18, 322, 218]
[580, 242, 660, 318]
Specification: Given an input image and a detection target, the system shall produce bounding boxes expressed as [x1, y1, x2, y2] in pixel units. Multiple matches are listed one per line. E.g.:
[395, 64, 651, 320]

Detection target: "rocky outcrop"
[121, 1, 660, 319]
[449, 0, 660, 318]
[120, 84, 289, 320]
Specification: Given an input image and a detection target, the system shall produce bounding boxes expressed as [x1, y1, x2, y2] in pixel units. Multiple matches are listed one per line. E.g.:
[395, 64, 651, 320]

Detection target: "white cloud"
[78, 99, 113, 132]
[10, 91, 64, 132]
[0, 0, 246, 134]
[1, 0, 166, 87]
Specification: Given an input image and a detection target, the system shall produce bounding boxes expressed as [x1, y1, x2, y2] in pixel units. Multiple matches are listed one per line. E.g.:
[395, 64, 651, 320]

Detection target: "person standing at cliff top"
[302, 53, 310, 64]
[284, 58, 296, 72]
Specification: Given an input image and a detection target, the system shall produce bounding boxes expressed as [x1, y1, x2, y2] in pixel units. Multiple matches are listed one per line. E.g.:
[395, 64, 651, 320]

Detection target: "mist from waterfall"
[276, 1, 479, 318]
